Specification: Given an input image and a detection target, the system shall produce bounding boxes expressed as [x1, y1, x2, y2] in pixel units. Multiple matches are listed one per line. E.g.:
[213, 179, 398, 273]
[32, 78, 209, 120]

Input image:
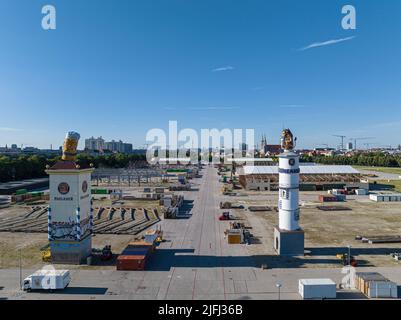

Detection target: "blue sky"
[0, 0, 400, 149]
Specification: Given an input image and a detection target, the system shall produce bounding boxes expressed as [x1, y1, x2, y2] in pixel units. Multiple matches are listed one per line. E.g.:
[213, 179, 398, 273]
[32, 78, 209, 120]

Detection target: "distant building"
[0, 144, 22, 155]
[22, 147, 40, 154]
[259, 134, 282, 156]
[85, 136, 105, 151]
[104, 140, 133, 154]
[84, 137, 133, 154]
[123, 143, 133, 154]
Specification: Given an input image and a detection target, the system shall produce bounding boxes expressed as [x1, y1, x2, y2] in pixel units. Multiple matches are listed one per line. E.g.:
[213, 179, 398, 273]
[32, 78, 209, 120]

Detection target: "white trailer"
[299, 279, 337, 299]
[23, 269, 70, 292]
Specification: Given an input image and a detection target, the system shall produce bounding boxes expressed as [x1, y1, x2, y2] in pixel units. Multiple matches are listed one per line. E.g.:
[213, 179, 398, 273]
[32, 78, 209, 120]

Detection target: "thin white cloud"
[212, 66, 234, 72]
[189, 106, 240, 111]
[298, 36, 355, 51]
[279, 104, 306, 109]
[0, 127, 21, 132]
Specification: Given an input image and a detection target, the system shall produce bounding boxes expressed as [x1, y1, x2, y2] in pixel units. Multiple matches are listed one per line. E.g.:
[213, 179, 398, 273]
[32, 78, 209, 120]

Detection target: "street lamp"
[19, 248, 22, 290]
[348, 245, 352, 266]
[276, 283, 282, 300]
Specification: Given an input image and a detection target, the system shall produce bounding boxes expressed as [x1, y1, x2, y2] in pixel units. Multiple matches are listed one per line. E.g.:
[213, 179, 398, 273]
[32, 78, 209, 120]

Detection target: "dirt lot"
[0, 198, 162, 270]
[224, 191, 401, 268]
[0, 231, 143, 270]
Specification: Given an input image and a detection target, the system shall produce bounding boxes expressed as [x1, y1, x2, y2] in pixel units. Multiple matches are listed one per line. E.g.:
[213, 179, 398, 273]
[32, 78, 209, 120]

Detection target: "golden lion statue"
[281, 129, 296, 151]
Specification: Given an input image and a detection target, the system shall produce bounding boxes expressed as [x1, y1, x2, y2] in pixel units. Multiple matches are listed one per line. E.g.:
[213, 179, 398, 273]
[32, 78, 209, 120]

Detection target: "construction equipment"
[333, 135, 346, 151]
[41, 249, 51, 262]
[144, 228, 163, 244]
[390, 253, 401, 261]
[40, 244, 51, 262]
[100, 245, 113, 261]
[229, 221, 249, 229]
[221, 185, 233, 195]
[348, 137, 375, 151]
[336, 253, 357, 267]
[219, 201, 232, 209]
[248, 206, 271, 212]
[219, 211, 232, 221]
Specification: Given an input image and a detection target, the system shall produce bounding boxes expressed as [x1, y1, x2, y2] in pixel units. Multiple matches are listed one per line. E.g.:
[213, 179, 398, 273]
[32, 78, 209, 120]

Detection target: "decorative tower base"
[274, 227, 304, 256]
[50, 237, 92, 264]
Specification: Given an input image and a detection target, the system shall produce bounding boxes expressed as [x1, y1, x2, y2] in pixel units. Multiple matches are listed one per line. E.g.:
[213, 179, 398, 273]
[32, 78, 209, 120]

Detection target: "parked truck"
[23, 269, 70, 292]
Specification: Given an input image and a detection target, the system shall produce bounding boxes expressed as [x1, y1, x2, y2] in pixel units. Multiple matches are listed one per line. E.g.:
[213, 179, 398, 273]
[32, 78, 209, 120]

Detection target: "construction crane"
[332, 135, 346, 151]
[364, 143, 374, 150]
[349, 137, 375, 151]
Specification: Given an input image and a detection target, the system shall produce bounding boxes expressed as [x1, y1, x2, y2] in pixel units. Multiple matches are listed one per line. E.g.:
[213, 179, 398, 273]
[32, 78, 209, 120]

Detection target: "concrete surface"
[1, 166, 400, 300]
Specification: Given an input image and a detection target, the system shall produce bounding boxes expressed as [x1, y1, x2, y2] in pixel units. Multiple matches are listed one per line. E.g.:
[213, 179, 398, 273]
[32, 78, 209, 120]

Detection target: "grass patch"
[376, 180, 401, 192]
[354, 166, 401, 175]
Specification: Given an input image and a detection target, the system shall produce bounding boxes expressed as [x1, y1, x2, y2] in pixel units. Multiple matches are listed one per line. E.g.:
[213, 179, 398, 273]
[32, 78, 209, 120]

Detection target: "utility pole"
[19, 248, 22, 290]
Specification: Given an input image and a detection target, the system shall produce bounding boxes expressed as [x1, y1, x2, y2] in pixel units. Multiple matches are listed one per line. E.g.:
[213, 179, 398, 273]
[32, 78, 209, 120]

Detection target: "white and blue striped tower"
[274, 129, 304, 256]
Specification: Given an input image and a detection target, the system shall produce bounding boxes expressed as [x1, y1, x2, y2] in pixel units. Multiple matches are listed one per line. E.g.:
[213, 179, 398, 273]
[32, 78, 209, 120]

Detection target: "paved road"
[1, 166, 400, 300]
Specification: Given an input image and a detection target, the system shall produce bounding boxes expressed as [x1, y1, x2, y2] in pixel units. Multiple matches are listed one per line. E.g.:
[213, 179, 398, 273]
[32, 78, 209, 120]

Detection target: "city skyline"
[1, 1, 401, 149]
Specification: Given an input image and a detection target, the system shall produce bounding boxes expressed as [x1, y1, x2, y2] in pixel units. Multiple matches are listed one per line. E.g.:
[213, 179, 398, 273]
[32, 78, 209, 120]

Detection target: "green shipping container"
[300, 184, 316, 191]
[30, 192, 43, 197]
[16, 189, 28, 195]
[92, 189, 108, 195]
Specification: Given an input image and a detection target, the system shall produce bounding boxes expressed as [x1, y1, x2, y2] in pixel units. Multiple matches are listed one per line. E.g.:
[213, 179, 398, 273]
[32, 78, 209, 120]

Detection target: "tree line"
[301, 152, 401, 167]
[0, 153, 146, 182]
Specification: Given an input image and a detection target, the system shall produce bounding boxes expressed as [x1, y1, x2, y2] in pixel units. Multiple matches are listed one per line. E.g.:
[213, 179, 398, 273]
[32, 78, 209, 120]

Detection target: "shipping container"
[144, 229, 160, 244]
[91, 189, 108, 195]
[335, 194, 346, 201]
[298, 279, 337, 299]
[355, 272, 398, 298]
[300, 184, 317, 191]
[319, 195, 338, 203]
[129, 241, 156, 252]
[117, 255, 147, 271]
[356, 189, 368, 196]
[228, 234, 241, 244]
[122, 246, 151, 255]
[29, 191, 44, 197]
[367, 281, 398, 298]
[370, 193, 401, 202]
[16, 189, 28, 195]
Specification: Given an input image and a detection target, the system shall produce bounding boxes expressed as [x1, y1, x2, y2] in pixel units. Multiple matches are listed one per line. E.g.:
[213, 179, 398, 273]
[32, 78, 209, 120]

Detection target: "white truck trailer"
[23, 269, 70, 292]
[299, 278, 337, 299]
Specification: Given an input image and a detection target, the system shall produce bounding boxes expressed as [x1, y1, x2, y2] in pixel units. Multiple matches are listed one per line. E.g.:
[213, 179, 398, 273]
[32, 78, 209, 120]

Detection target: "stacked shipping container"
[355, 272, 398, 298]
[116, 242, 154, 271]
